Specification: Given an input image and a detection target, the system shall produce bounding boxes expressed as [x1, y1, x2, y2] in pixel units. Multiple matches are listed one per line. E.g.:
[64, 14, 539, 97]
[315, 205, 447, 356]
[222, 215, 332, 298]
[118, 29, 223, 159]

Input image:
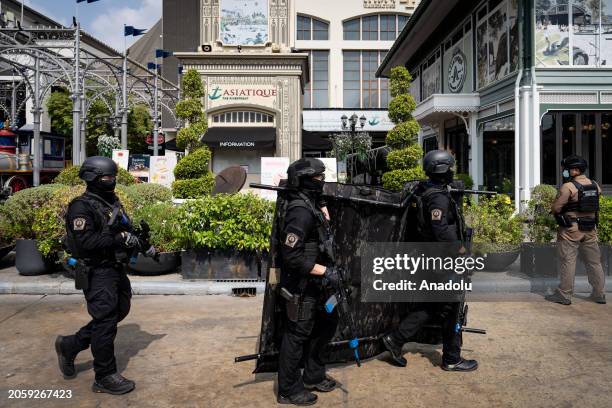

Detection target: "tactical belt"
[555, 214, 597, 231]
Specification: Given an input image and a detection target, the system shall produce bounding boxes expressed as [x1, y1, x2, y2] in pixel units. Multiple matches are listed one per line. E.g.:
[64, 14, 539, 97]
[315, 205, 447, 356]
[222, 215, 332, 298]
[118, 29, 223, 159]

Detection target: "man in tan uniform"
[546, 155, 606, 305]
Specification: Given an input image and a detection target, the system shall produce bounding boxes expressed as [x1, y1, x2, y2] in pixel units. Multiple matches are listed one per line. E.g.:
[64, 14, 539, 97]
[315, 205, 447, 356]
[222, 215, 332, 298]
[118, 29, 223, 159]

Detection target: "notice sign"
[129, 154, 150, 182]
[149, 154, 177, 187]
[208, 84, 277, 109]
[112, 149, 129, 170]
[260, 157, 289, 201]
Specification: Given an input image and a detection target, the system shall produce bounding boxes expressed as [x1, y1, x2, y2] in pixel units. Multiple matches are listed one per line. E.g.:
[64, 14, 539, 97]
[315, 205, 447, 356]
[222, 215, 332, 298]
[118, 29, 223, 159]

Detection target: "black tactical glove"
[322, 266, 340, 288]
[117, 232, 139, 248]
[143, 244, 157, 258]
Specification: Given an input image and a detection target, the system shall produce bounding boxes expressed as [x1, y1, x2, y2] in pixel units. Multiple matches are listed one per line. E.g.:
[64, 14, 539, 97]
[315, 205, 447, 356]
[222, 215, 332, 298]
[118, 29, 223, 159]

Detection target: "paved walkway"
[0, 294, 611, 408]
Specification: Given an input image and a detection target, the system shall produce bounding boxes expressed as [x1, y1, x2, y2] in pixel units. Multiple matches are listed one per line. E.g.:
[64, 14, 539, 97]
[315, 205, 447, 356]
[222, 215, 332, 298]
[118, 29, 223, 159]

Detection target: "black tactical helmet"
[287, 158, 325, 188]
[423, 150, 455, 175]
[561, 155, 588, 172]
[79, 156, 118, 182]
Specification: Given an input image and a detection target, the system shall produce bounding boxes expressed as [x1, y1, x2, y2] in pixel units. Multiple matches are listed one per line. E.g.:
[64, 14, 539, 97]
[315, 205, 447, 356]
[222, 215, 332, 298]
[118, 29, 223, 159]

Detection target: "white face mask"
[562, 170, 570, 179]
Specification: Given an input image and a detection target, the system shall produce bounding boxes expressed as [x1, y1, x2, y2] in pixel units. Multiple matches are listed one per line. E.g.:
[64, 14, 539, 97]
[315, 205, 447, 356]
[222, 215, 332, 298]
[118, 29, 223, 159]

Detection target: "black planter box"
[15, 239, 55, 276]
[520, 243, 558, 277]
[482, 250, 520, 272]
[128, 252, 181, 276]
[180, 248, 266, 280]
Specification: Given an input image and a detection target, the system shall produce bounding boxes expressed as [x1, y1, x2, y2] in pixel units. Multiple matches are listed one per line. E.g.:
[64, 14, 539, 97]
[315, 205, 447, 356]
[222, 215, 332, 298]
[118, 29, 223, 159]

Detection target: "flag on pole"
[147, 62, 158, 70]
[124, 25, 147, 36]
[155, 49, 173, 58]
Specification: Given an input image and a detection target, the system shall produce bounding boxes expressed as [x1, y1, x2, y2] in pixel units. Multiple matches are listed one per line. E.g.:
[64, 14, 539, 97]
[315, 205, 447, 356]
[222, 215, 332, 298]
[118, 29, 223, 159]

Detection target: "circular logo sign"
[448, 49, 467, 93]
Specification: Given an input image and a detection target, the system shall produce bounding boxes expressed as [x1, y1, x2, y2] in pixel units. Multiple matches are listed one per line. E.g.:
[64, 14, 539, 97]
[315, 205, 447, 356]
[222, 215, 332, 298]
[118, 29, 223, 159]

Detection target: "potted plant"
[0, 204, 14, 261]
[464, 194, 523, 271]
[3, 185, 63, 275]
[176, 193, 273, 280]
[127, 201, 182, 275]
[522, 184, 558, 277]
[596, 195, 612, 276]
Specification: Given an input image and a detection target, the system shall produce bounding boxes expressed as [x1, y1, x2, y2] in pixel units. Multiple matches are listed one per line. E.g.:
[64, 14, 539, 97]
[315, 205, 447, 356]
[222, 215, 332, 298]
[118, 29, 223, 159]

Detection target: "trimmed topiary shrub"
[383, 66, 424, 190]
[172, 175, 215, 199]
[173, 147, 212, 180]
[2, 184, 63, 240]
[54, 165, 136, 186]
[175, 69, 208, 151]
[124, 183, 172, 213]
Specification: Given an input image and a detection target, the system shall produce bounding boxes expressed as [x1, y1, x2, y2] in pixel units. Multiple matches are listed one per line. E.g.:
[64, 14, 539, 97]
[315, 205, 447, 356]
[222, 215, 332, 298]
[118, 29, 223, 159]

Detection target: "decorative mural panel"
[220, 0, 269, 45]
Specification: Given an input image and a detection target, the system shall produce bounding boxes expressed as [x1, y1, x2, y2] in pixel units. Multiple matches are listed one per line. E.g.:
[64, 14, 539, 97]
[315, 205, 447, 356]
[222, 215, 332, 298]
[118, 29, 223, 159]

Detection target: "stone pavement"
[0, 294, 611, 408]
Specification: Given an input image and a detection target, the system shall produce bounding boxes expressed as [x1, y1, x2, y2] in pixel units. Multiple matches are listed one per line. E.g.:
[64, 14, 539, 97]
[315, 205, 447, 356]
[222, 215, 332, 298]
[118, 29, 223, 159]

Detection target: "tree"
[47, 89, 73, 137]
[128, 104, 152, 154]
[382, 66, 425, 191]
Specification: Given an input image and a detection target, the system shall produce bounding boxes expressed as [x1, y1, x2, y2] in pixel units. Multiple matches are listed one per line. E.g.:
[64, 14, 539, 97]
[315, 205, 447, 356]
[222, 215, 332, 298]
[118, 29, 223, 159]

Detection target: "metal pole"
[80, 94, 86, 163]
[121, 27, 128, 149]
[72, 23, 81, 165]
[10, 73, 16, 130]
[153, 62, 159, 156]
[32, 57, 41, 186]
[114, 94, 120, 139]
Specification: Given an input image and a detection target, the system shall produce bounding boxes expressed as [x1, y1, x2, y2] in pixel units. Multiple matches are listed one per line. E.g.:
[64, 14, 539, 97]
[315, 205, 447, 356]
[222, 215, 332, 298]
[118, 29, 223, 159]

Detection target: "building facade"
[379, 0, 612, 207]
[165, 0, 418, 183]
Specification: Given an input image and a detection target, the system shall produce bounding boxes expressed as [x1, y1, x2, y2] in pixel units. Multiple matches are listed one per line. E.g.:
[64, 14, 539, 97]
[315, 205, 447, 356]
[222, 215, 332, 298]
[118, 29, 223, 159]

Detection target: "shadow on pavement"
[115, 323, 166, 373]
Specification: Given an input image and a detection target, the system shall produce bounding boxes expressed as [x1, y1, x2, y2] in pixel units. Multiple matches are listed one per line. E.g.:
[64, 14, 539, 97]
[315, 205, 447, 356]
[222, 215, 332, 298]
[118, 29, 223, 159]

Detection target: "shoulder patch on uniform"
[431, 209, 443, 221]
[285, 233, 300, 248]
[73, 217, 86, 231]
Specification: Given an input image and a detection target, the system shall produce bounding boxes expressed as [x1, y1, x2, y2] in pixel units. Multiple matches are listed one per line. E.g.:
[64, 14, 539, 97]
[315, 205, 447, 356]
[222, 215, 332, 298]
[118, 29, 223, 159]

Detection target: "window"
[343, 51, 361, 108]
[297, 15, 329, 41]
[343, 14, 411, 41]
[297, 15, 311, 40]
[380, 15, 397, 41]
[343, 18, 360, 40]
[212, 111, 274, 125]
[303, 50, 330, 108]
[343, 50, 389, 109]
[362, 16, 379, 40]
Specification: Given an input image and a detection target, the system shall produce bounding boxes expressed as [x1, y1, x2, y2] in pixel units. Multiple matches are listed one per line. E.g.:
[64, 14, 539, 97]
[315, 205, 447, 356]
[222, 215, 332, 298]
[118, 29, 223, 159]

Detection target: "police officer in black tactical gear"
[55, 156, 154, 395]
[381, 150, 478, 372]
[277, 158, 339, 406]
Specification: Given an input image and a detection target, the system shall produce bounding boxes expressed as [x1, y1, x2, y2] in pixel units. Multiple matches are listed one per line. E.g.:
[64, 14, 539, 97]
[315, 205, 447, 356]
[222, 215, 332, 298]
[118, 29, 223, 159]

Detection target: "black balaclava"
[86, 176, 117, 201]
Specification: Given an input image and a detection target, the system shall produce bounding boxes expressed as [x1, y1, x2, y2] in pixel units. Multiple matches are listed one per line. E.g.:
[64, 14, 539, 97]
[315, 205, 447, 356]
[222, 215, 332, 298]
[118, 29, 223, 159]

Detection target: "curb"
[0, 280, 267, 296]
[1, 277, 610, 296]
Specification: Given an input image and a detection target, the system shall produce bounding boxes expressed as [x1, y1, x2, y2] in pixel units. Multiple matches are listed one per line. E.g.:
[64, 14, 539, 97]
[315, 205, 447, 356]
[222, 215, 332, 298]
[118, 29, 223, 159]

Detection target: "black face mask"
[88, 176, 116, 194]
[300, 178, 325, 194]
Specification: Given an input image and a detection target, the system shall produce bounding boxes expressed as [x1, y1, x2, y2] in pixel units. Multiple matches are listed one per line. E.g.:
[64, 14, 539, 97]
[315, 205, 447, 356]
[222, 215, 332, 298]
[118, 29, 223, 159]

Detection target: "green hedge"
[2, 184, 63, 240]
[599, 196, 612, 244]
[174, 147, 212, 180]
[124, 183, 172, 213]
[132, 202, 182, 252]
[525, 184, 558, 244]
[172, 175, 215, 199]
[175, 193, 273, 251]
[54, 165, 136, 186]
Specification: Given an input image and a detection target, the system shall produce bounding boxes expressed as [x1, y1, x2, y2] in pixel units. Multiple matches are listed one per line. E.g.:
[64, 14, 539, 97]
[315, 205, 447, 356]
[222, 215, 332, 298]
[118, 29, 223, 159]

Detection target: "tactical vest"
[415, 184, 462, 242]
[63, 192, 125, 262]
[561, 180, 600, 214]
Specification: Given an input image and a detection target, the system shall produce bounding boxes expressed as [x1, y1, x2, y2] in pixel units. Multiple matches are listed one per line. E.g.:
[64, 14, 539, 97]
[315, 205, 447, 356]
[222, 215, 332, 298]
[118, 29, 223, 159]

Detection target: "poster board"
[220, 0, 269, 46]
[128, 154, 150, 183]
[112, 149, 129, 170]
[149, 154, 177, 187]
[319, 158, 338, 182]
[260, 157, 289, 201]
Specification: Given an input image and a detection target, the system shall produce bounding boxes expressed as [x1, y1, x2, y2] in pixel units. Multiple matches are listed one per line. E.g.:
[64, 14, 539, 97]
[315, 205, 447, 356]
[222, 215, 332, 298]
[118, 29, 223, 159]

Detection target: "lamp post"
[340, 113, 367, 182]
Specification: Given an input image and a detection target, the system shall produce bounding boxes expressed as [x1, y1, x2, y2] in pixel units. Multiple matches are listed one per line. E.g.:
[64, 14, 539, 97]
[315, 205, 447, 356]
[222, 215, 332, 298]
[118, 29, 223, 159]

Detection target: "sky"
[21, 0, 162, 51]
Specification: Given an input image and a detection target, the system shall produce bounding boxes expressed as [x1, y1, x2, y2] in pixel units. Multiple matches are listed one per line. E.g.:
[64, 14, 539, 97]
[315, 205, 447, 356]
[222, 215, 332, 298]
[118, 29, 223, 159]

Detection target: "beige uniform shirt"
[551, 175, 601, 241]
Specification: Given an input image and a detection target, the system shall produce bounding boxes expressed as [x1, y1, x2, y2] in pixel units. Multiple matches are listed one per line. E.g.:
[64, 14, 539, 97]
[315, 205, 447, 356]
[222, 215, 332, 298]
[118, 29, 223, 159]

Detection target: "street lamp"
[339, 113, 368, 183]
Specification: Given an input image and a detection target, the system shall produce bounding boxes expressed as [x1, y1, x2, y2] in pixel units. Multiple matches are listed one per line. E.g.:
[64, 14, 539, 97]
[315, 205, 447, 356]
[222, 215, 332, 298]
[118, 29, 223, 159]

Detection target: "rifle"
[108, 205, 159, 263]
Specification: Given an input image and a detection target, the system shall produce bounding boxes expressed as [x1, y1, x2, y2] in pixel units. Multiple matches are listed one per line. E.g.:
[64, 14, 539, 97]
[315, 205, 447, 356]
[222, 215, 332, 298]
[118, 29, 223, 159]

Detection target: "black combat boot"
[589, 293, 606, 304]
[382, 334, 407, 367]
[304, 376, 338, 392]
[277, 390, 318, 406]
[442, 358, 479, 372]
[55, 336, 78, 380]
[92, 373, 135, 395]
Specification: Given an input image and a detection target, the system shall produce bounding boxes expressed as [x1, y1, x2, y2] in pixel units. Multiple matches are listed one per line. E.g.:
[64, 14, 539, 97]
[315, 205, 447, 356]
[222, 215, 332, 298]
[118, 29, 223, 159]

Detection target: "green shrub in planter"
[54, 165, 136, 186]
[381, 168, 426, 191]
[125, 183, 172, 213]
[386, 145, 423, 171]
[173, 147, 211, 180]
[176, 193, 274, 251]
[464, 194, 523, 253]
[132, 202, 181, 253]
[385, 120, 420, 149]
[0, 205, 13, 247]
[2, 184, 63, 240]
[172, 175, 215, 199]
[599, 195, 612, 244]
[34, 186, 84, 257]
[388, 94, 417, 124]
[525, 184, 558, 243]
